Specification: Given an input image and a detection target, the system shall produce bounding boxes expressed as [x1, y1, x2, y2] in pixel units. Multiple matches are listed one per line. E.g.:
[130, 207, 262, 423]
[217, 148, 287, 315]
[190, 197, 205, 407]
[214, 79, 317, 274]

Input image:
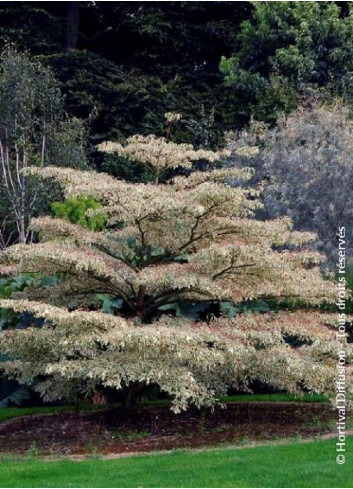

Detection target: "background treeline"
[0, 1, 252, 149]
[0, 1, 352, 149]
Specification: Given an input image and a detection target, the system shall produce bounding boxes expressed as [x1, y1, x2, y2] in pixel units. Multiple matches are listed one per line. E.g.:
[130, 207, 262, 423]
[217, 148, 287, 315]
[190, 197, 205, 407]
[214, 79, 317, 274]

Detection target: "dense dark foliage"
[0, 1, 352, 150]
[0, 2, 252, 148]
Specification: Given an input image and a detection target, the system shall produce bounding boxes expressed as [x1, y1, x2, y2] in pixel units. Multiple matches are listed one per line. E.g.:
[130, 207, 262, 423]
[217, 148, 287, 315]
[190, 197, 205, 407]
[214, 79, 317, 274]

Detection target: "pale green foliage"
[0, 46, 87, 245]
[226, 105, 353, 261]
[51, 196, 106, 231]
[0, 134, 349, 411]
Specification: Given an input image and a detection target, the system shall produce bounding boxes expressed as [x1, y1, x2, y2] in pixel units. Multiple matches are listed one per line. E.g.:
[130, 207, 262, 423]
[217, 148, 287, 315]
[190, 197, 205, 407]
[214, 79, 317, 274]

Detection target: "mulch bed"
[0, 402, 335, 456]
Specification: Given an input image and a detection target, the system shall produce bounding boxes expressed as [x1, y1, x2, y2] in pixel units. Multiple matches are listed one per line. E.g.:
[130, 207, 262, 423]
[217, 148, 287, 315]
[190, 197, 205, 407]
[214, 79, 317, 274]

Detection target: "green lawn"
[219, 393, 328, 403]
[0, 437, 351, 488]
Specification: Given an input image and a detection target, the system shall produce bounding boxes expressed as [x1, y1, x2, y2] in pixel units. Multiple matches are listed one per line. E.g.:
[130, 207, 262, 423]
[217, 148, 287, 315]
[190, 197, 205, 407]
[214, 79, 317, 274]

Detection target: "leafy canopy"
[0, 133, 350, 411]
[0, 46, 87, 246]
[225, 105, 353, 262]
[221, 2, 353, 122]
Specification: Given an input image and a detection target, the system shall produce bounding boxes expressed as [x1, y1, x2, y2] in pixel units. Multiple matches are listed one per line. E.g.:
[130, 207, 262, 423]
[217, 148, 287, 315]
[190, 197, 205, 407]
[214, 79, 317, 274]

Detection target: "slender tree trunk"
[18, 216, 26, 244]
[66, 1, 80, 51]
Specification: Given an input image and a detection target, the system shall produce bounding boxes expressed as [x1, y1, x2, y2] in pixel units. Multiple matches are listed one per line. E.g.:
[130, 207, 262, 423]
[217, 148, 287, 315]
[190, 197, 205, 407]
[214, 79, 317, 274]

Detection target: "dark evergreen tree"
[221, 2, 353, 123]
[0, 2, 252, 149]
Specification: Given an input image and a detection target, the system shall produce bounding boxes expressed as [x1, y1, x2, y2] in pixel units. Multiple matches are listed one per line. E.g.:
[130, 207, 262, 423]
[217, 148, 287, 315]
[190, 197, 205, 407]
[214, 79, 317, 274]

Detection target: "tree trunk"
[121, 381, 146, 411]
[66, 1, 80, 51]
[18, 216, 26, 244]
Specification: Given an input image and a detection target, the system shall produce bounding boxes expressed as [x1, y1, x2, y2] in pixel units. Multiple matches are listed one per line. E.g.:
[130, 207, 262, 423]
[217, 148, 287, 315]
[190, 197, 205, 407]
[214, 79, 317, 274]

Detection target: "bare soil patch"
[0, 402, 336, 456]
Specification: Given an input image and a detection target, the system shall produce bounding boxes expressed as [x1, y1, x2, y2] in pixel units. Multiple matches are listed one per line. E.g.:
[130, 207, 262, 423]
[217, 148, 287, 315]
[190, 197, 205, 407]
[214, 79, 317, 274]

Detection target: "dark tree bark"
[66, 1, 80, 50]
[121, 381, 147, 411]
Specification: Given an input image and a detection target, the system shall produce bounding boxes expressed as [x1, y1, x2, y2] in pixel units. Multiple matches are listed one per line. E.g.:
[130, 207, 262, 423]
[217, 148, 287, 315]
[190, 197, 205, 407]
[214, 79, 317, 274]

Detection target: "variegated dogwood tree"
[0, 131, 351, 411]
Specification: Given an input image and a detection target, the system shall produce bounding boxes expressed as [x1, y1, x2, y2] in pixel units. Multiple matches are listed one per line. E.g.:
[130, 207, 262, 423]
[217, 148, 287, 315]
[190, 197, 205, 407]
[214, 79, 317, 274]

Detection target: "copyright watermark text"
[336, 226, 347, 464]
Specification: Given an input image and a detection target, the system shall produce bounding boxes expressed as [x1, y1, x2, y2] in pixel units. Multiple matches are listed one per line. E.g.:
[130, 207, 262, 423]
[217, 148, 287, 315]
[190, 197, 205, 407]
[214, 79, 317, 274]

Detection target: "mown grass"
[0, 436, 351, 488]
[220, 393, 329, 403]
[0, 393, 329, 422]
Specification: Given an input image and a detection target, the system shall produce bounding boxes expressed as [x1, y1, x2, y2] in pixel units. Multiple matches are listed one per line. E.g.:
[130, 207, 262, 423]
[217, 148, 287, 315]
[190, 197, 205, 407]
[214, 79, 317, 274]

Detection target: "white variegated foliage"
[0, 136, 349, 411]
